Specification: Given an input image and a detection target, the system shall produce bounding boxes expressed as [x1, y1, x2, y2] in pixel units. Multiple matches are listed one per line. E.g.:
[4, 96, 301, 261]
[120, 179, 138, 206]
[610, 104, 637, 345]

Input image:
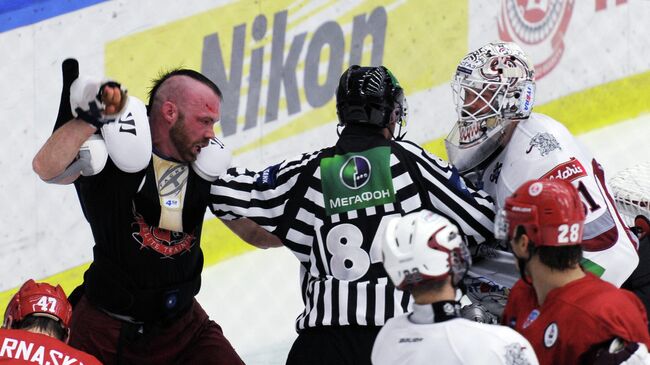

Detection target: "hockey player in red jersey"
[499, 179, 650, 365]
[1, 279, 100, 364]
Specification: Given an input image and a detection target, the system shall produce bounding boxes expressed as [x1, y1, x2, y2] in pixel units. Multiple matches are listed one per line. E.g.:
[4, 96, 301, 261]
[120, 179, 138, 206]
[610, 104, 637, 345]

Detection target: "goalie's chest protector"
[480, 114, 585, 210]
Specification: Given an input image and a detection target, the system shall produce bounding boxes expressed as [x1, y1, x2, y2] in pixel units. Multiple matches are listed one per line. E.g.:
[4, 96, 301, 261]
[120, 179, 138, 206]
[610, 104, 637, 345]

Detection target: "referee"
[210, 65, 495, 364]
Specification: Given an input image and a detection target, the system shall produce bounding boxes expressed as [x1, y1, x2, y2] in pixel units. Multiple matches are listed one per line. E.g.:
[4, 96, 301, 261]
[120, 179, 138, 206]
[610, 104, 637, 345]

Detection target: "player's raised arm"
[32, 59, 129, 184]
[33, 119, 97, 183]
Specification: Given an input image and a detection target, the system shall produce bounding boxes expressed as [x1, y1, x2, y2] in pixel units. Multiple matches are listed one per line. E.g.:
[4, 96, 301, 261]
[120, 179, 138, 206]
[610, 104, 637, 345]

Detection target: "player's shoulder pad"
[80, 134, 108, 176]
[100, 96, 152, 173]
[46, 134, 108, 183]
[192, 138, 232, 181]
[523, 113, 573, 139]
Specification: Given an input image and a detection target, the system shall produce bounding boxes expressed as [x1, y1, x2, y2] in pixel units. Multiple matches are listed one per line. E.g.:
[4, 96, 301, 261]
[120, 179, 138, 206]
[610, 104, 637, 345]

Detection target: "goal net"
[609, 163, 650, 227]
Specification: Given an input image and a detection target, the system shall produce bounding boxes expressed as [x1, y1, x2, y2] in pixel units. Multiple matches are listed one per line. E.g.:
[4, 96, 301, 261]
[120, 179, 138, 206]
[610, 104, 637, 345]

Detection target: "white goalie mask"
[445, 42, 536, 172]
[382, 210, 471, 290]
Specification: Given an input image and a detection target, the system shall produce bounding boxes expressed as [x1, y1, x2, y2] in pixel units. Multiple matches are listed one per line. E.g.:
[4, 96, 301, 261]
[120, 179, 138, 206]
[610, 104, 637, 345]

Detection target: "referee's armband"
[448, 166, 472, 198]
[256, 163, 281, 188]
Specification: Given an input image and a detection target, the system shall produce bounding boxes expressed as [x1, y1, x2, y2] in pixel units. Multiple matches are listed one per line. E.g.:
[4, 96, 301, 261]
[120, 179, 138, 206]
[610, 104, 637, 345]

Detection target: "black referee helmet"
[335, 65, 405, 129]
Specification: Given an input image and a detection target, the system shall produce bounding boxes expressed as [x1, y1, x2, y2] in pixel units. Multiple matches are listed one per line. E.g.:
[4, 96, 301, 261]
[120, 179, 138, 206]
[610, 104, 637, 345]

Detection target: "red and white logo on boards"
[541, 158, 587, 182]
[498, 0, 575, 79]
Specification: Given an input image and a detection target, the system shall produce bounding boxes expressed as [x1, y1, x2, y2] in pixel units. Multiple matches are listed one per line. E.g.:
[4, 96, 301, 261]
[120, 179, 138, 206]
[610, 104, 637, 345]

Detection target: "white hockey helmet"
[445, 41, 536, 172]
[383, 210, 471, 290]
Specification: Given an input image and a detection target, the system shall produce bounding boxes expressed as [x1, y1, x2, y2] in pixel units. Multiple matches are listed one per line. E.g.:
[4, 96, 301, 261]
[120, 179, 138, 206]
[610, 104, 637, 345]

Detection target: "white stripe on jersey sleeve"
[401, 194, 422, 213]
[305, 186, 325, 208]
[218, 213, 238, 220]
[211, 173, 300, 202]
[417, 163, 494, 239]
[210, 203, 285, 219]
[427, 191, 484, 239]
[296, 207, 315, 226]
[392, 169, 413, 192]
[286, 228, 313, 247]
[277, 151, 321, 179]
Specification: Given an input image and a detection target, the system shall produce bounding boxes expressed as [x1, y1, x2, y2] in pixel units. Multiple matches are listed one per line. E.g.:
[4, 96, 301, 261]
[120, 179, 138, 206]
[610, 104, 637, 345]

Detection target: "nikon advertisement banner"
[104, 0, 469, 169]
[2, 0, 649, 304]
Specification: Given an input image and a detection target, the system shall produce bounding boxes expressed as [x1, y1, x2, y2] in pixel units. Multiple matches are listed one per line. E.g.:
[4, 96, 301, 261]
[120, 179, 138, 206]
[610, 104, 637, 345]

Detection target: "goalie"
[444, 42, 641, 294]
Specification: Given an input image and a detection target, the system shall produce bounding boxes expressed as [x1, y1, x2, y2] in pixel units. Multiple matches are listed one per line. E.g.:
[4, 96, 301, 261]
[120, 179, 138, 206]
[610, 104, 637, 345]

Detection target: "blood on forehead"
[205, 103, 216, 113]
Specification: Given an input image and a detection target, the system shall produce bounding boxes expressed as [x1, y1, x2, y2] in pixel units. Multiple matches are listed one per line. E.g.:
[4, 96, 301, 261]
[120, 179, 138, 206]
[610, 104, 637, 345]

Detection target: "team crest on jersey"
[131, 211, 195, 258]
[541, 158, 587, 182]
[526, 132, 561, 156]
[543, 322, 559, 348]
[522, 309, 540, 329]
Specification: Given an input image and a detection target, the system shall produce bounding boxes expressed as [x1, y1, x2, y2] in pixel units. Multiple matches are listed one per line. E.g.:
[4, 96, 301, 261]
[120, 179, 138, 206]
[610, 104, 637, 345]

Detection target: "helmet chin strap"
[390, 122, 407, 141]
[336, 123, 344, 137]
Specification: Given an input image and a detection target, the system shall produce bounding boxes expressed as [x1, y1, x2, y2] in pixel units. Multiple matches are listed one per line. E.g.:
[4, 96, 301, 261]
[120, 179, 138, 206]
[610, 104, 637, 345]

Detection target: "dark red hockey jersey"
[502, 273, 650, 365]
[0, 329, 100, 365]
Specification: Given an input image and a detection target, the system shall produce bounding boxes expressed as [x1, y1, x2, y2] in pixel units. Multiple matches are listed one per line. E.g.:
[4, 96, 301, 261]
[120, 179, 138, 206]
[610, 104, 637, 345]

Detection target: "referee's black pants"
[286, 325, 381, 365]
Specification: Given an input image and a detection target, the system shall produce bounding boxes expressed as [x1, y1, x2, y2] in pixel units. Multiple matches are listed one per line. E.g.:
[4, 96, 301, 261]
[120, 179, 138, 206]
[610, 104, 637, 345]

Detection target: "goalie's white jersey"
[478, 113, 638, 286]
[371, 304, 539, 365]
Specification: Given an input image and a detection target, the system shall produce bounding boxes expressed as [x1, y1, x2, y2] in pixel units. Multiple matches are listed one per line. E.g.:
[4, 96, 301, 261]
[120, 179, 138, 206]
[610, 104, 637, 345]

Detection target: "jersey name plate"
[320, 146, 395, 216]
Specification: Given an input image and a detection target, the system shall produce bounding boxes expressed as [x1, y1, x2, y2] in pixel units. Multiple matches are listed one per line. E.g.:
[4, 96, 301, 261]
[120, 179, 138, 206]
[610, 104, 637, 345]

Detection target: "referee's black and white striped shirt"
[210, 127, 495, 331]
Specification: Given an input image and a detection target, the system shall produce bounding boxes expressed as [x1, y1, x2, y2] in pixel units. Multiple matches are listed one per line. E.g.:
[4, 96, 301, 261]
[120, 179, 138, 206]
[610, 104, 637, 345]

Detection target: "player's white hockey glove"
[70, 76, 128, 129]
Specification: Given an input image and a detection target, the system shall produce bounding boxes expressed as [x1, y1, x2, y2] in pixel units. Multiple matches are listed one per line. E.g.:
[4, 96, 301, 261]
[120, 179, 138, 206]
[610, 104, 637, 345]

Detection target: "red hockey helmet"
[3, 279, 72, 330]
[496, 179, 586, 246]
